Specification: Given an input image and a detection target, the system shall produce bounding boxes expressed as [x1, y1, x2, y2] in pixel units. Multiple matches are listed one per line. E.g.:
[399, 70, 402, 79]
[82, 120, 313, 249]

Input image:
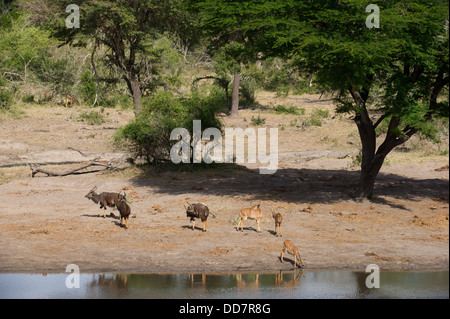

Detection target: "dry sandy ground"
[0, 95, 448, 273]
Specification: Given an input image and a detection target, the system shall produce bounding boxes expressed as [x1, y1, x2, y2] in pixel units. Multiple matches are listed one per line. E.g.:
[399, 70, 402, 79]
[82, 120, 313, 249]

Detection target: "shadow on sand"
[125, 165, 449, 208]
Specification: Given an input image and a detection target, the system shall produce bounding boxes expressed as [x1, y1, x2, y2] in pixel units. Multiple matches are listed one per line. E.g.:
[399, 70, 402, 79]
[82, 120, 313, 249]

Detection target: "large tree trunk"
[124, 75, 143, 115]
[347, 78, 418, 199]
[345, 61, 442, 198]
[356, 152, 386, 199]
[353, 108, 377, 198]
[354, 113, 417, 199]
[230, 71, 240, 117]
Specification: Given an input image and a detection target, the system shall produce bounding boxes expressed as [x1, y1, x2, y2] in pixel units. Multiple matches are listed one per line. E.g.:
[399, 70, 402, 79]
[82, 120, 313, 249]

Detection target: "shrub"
[274, 104, 304, 115]
[0, 88, 13, 111]
[77, 111, 105, 125]
[240, 80, 257, 106]
[21, 94, 34, 103]
[114, 91, 223, 164]
[251, 115, 266, 126]
[275, 85, 290, 98]
[306, 116, 323, 127]
[312, 108, 330, 119]
[305, 108, 330, 127]
[78, 71, 96, 105]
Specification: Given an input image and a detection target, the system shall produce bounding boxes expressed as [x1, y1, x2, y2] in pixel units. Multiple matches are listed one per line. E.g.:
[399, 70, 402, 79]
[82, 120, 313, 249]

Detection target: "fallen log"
[30, 157, 115, 177]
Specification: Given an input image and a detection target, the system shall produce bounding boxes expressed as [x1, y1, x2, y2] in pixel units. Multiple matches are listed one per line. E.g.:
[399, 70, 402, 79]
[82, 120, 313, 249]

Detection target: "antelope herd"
[84, 186, 305, 268]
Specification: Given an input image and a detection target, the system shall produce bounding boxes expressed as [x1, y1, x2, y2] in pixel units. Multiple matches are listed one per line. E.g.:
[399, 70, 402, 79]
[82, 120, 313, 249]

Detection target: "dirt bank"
[0, 100, 448, 273]
[0, 162, 448, 273]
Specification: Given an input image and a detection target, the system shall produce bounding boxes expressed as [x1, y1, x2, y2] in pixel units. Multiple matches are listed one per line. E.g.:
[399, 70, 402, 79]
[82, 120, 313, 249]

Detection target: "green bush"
[0, 88, 13, 110]
[275, 85, 290, 98]
[304, 108, 330, 127]
[114, 91, 223, 164]
[293, 79, 324, 95]
[239, 65, 263, 107]
[240, 80, 257, 106]
[206, 86, 229, 110]
[21, 94, 34, 103]
[260, 58, 298, 93]
[78, 71, 96, 105]
[251, 115, 266, 126]
[274, 104, 305, 115]
[312, 108, 330, 119]
[77, 111, 105, 125]
[306, 116, 323, 127]
[78, 69, 134, 109]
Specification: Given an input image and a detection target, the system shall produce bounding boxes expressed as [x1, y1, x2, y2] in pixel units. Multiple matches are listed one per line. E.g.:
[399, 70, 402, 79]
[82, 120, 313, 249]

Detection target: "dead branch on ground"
[29, 157, 116, 177]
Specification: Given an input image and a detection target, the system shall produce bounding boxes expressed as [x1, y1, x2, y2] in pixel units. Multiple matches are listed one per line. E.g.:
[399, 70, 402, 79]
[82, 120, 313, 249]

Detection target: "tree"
[245, 0, 449, 198]
[189, 0, 264, 117]
[22, 0, 188, 115]
[0, 7, 51, 84]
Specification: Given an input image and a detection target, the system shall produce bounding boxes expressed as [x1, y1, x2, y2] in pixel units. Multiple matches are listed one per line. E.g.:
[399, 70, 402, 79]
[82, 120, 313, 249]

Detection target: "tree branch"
[30, 158, 116, 177]
[90, 37, 100, 107]
[430, 74, 449, 113]
[373, 114, 387, 129]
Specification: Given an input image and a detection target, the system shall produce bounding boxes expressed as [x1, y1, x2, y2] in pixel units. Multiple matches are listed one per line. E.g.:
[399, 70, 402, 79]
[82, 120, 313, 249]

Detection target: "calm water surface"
[0, 270, 448, 299]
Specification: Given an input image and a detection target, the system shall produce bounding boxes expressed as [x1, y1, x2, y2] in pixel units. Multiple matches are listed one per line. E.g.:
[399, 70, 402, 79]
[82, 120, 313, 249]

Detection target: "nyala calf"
[280, 240, 304, 269]
[272, 211, 283, 237]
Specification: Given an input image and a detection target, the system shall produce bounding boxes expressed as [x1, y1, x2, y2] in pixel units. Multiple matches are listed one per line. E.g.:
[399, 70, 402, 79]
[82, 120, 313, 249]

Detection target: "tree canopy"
[189, 0, 267, 116]
[24, 0, 193, 114]
[2, 0, 448, 197]
[237, 0, 449, 197]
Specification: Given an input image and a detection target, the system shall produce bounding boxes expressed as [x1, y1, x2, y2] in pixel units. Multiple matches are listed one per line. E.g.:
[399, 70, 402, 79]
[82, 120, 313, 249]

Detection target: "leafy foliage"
[0, 87, 12, 110]
[234, 0, 449, 197]
[0, 12, 52, 82]
[114, 90, 223, 164]
[32, 0, 194, 113]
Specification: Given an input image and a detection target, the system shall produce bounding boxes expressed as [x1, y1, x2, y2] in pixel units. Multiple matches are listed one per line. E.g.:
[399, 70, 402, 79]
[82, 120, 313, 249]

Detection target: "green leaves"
[191, 0, 265, 61]
[0, 13, 53, 81]
[115, 90, 223, 163]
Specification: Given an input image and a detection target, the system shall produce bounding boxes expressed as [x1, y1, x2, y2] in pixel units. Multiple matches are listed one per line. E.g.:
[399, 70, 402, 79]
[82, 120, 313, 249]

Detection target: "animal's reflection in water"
[86, 270, 305, 295]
